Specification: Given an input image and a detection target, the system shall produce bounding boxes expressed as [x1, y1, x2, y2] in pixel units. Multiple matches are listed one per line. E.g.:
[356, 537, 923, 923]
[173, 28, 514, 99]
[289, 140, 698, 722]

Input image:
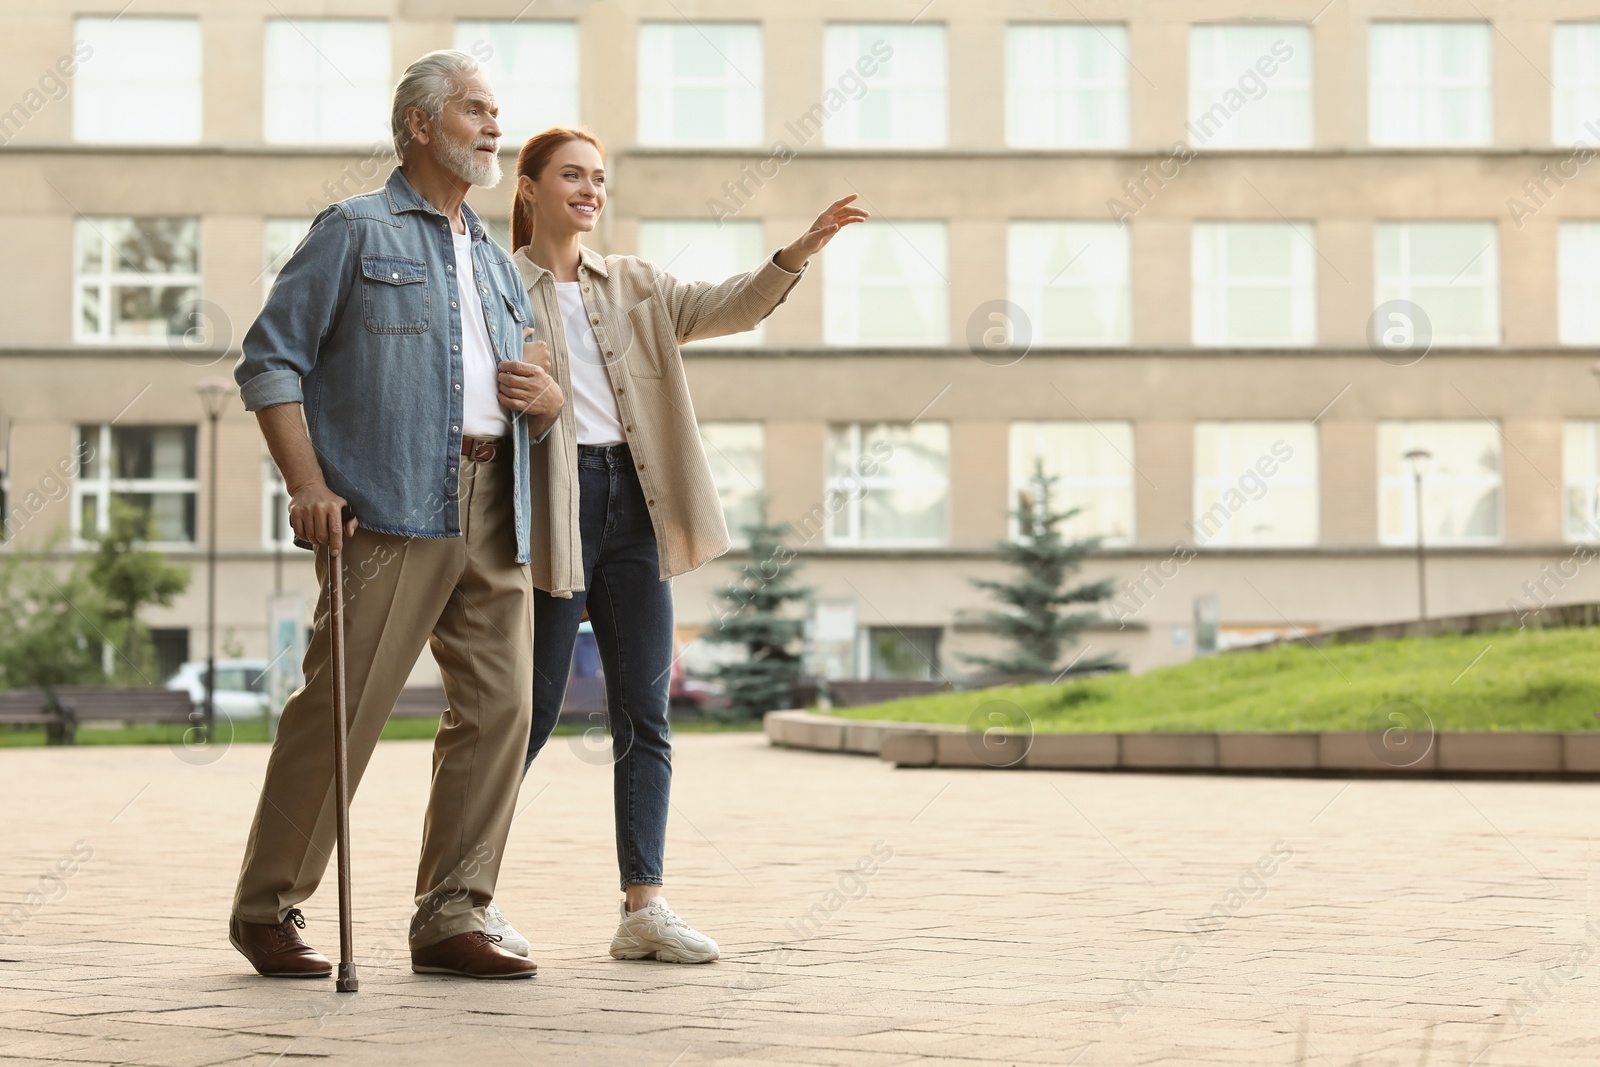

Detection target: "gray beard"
[439, 132, 502, 188]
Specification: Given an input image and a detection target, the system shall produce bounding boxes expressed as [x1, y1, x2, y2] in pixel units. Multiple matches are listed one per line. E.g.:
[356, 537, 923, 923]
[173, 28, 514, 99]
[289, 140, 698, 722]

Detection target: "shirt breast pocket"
[360, 254, 429, 335]
[621, 299, 677, 379]
[500, 291, 527, 360]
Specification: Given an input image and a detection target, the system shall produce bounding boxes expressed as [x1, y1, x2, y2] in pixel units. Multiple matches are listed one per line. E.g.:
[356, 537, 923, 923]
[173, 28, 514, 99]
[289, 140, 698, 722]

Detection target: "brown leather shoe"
[411, 930, 538, 979]
[229, 908, 332, 978]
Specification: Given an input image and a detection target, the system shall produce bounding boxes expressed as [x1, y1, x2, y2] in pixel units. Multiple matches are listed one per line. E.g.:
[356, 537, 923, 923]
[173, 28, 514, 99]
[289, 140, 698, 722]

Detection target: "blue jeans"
[524, 443, 674, 889]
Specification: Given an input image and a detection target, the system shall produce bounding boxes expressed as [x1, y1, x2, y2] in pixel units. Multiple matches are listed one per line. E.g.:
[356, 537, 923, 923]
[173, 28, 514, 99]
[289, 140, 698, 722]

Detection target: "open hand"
[775, 194, 870, 272]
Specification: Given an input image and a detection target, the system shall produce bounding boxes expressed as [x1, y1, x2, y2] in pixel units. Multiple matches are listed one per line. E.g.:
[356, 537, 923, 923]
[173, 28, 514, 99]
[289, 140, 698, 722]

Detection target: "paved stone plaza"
[1, 731, 1595, 1065]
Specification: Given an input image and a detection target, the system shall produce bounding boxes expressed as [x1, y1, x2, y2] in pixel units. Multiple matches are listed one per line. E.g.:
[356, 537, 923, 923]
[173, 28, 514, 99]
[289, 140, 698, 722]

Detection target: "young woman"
[487, 127, 867, 963]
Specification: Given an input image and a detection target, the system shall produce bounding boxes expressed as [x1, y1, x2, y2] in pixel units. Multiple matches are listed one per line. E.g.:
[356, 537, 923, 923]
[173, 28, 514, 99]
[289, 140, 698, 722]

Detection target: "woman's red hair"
[510, 127, 606, 252]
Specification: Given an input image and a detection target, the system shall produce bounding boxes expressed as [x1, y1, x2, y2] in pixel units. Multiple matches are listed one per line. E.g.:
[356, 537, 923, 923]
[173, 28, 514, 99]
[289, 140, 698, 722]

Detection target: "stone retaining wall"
[764, 710, 1600, 776]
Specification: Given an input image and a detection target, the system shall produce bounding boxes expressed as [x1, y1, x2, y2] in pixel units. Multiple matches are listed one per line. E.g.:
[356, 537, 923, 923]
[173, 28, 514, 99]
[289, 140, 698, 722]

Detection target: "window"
[826, 423, 949, 546]
[825, 221, 948, 346]
[637, 22, 762, 146]
[1553, 24, 1600, 146]
[824, 24, 947, 147]
[1374, 222, 1499, 346]
[1559, 222, 1600, 344]
[864, 627, 942, 681]
[74, 425, 198, 544]
[1378, 421, 1502, 545]
[262, 218, 313, 301]
[1188, 24, 1312, 149]
[1006, 24, 1128, 148]
[1564, 422, 1600, 542]
[74, 217, 201, 344]
[637, 220, 766, 346]
[1369, 23, 1492, 147]
[1192, 222, 1316, 346]
[150, 628, 190, 683]
[74, 17, 202, 144]
[1192, 422, 1318, 547]
[455, 21, 579, 140]
[264, 19, 391, 145]
[262, 450, 293, 549]
[1010, 422, 1134, 545]
[1008, 222, 1128, 346]
[699, 423, 764, 543]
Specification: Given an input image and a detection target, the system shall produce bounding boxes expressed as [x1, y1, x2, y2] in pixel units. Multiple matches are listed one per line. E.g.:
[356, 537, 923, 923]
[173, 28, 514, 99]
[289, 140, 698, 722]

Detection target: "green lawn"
[0, 715, 761, 749]
[828, 627, 1600, 733]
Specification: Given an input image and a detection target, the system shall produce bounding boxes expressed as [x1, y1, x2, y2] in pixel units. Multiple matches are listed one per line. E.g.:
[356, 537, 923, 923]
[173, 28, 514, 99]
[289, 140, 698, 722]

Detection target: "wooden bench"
[53, 687, 199, 743]
[0, 688, 75, 744]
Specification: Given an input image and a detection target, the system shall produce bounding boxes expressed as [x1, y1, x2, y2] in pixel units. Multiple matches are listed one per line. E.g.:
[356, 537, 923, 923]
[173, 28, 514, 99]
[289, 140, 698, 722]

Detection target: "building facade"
[3, 0, 1600, 688]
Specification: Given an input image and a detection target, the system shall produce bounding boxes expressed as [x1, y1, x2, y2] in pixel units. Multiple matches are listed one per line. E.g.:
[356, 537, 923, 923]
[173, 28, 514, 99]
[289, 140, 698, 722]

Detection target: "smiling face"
[517, 139, 606, 237]
[428, 72, 502, 187]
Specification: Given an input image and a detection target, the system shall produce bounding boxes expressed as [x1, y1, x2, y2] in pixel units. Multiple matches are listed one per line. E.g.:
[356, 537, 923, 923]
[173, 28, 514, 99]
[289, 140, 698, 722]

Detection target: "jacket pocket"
[360, 254, 429, 335]
[621, 298, 677, 379]
[500, 290, 528, 360]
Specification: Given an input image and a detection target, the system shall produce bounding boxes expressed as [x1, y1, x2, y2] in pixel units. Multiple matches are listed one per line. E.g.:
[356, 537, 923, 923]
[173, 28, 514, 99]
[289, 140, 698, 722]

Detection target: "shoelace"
[467, 931, 505, 947]
[274, 908, 308, 949]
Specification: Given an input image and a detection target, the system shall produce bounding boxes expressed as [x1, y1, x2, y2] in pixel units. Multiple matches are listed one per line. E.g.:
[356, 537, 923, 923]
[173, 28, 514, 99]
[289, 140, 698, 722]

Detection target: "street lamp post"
[196, 378, 234, 741]
[1404, 448, 1432, 621]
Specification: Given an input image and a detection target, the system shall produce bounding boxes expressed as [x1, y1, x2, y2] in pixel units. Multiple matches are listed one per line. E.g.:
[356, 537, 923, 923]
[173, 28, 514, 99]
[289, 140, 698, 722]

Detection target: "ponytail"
[510, 127, 606, 252]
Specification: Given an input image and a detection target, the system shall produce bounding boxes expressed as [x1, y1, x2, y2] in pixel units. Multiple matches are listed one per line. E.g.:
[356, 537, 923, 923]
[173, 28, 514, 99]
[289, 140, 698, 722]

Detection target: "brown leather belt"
[461, 436, 507, 462]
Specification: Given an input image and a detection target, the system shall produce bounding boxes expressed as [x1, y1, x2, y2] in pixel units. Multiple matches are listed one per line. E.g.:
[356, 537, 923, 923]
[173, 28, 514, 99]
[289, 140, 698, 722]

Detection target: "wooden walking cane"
[330, 541, 359, 992]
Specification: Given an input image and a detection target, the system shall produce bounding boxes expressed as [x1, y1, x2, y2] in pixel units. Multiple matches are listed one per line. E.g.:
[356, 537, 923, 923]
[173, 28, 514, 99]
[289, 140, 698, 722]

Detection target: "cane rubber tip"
[336, 963, 359, 993]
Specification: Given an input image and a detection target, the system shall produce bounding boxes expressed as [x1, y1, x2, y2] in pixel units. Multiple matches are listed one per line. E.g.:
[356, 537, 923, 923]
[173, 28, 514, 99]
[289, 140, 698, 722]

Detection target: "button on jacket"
[514, 245, 804, 597]
[235, 168, 539, 563]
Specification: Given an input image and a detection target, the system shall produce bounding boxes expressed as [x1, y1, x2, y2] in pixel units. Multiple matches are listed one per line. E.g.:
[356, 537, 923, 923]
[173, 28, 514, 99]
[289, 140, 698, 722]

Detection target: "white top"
[453, 230, 510, 438]
[555, 281, 625, 446]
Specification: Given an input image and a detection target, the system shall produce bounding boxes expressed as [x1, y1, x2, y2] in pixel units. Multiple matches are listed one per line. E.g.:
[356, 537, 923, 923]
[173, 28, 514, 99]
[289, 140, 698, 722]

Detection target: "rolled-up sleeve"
[235, 208, 355, 412]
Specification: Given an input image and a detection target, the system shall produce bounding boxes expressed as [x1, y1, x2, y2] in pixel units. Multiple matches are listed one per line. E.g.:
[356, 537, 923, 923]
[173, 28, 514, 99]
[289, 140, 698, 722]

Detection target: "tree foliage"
[703, 506, 812, 722]
[965, 460, 1119, 680]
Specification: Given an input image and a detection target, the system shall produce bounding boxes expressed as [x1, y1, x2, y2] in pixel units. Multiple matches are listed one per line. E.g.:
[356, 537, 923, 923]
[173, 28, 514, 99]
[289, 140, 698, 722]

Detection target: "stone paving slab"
[1, 734, 1598, 1064]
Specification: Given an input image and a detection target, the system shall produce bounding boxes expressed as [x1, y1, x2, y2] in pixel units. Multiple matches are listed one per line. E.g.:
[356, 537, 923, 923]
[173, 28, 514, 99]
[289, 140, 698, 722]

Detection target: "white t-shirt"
[555, 281, 625, 446]
[453, 230, 510, 438]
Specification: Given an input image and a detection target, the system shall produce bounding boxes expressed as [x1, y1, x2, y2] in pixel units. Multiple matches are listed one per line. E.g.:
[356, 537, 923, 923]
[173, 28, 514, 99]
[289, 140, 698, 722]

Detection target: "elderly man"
[229, 50, 561, 980]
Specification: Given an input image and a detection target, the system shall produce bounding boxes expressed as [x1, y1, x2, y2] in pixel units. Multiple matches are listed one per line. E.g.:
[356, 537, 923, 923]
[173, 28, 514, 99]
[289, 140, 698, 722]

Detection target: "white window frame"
[824, 23, 948, 148]
[1192, 422, 1319, 548]
[455, 20, 580, 140]
[262, 217, 313, 303]
[1563, 422, 1600, 543]
[1187, 24, 1313, 149]
[636, 220, 766, 347]
[73, 217, 202, 345]
[262, 450, 294, 549]
[636, 21, 763, 147]
[1552, 23, 1600, 147]
[1378, 421, 1503, 547]
[1368, 22, 1493, 147]
[73, 16, 203, 145]
[699, 422, 765, 546]
[824, 221, 949, 347]
[263, 18, 392, 146]
[1005, 23, 1129, 148]
[1009, 421, 1135, 547]
[825, 422, 950, 548]
[1559, 221, 1600, 345]
[1008, 221, 1129, 347]
[1192, 221, 1317, 347]
[72, 424, 199, 547]
[1374, 221, 1500, 346]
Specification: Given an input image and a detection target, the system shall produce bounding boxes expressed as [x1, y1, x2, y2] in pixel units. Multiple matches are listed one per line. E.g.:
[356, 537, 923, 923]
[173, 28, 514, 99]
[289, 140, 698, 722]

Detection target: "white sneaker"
[609, 898, 720, 964]
[485, 901, 530, 958]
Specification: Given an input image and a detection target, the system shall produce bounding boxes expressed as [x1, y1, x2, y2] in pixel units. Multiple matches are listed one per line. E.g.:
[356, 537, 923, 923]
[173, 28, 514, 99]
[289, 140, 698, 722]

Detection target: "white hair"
[391, 49, 482, 159]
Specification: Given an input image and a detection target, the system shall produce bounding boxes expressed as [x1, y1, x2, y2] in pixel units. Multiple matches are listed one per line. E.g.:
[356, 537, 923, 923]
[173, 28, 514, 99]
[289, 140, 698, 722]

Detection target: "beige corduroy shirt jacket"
[514, 244, 805, 597]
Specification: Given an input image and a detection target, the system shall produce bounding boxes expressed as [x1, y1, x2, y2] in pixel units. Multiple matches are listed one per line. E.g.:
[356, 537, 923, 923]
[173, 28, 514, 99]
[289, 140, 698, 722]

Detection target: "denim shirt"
[235, 168, 536, 563]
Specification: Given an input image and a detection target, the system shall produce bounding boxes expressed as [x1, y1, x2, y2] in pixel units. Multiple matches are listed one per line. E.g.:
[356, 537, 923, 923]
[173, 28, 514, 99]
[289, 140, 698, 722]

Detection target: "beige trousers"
[232, 455, 533, 949]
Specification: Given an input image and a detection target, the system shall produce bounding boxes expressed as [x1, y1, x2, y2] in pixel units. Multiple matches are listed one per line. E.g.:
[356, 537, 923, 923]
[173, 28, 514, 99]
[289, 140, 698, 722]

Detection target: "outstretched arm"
[774, 194, 871, 273]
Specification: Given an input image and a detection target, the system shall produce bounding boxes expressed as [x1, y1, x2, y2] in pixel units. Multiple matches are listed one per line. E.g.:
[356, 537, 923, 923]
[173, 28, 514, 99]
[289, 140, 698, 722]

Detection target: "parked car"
[165, 659, 272, 722]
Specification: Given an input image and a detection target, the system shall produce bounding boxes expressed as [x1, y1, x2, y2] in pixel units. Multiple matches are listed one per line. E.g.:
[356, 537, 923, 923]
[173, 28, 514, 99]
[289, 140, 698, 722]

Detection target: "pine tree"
[703, 506, 811, 722]
[965, 459, 1118, 680]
